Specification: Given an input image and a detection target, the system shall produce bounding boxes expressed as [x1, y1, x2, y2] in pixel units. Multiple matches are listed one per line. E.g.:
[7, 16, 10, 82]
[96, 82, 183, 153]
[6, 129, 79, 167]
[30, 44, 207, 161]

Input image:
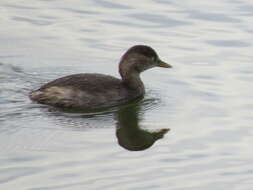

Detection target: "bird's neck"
[119, 58, 145, 95]
[120, 70, 144, 95]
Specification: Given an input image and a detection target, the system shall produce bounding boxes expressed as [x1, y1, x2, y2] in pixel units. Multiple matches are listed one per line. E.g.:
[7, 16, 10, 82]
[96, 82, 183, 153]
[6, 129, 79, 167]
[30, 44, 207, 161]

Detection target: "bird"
[29, 45, 172, 110]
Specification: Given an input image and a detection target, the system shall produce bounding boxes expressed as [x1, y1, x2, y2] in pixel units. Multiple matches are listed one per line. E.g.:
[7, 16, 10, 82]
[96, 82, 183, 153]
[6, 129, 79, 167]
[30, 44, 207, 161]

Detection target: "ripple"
[100, 19, 151, 28]
[93, 0, 131, 9]
[129, 13, 191, 27]
[206, 40, 251, 47]
[0, 167, 43, 184]
[238, 5, 253, 15]
[188, 10, 242, 23]
[12, 16, 52, 26]
[152, 0, 174, 5]
[62, 8, 100, 15]
[0, 63, 24, 75]
[3, 4, 39, 10]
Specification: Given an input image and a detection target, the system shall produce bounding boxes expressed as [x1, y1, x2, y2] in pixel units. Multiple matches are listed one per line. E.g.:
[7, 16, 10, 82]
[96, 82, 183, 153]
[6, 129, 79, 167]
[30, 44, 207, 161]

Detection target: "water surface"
[1, 0, 253, 189]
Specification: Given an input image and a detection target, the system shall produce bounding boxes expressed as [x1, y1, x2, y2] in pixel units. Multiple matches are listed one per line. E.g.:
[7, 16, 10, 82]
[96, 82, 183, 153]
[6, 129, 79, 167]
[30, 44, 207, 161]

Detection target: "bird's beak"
[157, 59, 172, 68]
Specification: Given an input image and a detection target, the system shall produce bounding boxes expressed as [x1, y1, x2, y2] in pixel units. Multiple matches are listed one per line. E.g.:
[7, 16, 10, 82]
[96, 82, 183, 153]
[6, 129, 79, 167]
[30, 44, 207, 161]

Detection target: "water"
[1, 0, 253, 189]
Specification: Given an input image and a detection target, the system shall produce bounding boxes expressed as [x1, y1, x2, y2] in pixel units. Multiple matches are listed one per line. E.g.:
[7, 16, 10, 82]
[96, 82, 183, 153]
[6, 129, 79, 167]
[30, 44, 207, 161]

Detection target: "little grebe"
[30, 45, 172, 109]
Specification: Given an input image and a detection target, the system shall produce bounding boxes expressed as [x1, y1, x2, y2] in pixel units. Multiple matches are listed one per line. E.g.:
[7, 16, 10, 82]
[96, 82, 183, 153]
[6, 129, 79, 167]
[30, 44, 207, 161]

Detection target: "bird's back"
[30, 73, 143, 109]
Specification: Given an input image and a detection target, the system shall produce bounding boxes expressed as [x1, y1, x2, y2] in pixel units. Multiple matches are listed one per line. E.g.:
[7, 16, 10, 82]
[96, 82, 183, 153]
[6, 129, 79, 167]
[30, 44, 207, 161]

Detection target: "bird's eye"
[151, 57, 156, 62]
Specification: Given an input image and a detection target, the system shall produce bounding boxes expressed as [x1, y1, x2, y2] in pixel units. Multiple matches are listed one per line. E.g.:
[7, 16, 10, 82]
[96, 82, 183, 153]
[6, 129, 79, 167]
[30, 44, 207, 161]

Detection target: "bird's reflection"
[116, 103, 170, 151]
[42, 100, 170, 151]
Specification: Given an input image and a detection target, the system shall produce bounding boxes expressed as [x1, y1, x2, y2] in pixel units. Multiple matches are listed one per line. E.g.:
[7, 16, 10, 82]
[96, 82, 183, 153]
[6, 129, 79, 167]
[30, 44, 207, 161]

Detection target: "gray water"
[1, 0, 253, 189]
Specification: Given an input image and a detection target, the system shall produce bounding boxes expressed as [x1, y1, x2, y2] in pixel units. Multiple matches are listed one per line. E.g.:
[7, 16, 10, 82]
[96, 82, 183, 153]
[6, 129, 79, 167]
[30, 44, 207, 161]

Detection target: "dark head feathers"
[121, 45, 158, 60]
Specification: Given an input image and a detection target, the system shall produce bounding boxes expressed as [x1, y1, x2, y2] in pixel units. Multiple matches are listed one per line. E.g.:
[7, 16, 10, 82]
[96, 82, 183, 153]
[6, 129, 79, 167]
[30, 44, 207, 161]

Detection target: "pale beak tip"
[157, 61, 172, 68]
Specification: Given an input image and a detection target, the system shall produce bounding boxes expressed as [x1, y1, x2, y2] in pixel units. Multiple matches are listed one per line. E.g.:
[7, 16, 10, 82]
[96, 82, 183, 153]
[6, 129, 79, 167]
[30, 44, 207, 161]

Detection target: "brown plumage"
[30, 45, 172, 110]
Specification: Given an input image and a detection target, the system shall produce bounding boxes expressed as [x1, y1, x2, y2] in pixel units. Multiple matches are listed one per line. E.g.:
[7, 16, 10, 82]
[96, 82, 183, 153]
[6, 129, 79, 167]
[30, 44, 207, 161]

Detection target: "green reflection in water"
[116, 103, 169, 151]
[36, 97, 169, 151]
